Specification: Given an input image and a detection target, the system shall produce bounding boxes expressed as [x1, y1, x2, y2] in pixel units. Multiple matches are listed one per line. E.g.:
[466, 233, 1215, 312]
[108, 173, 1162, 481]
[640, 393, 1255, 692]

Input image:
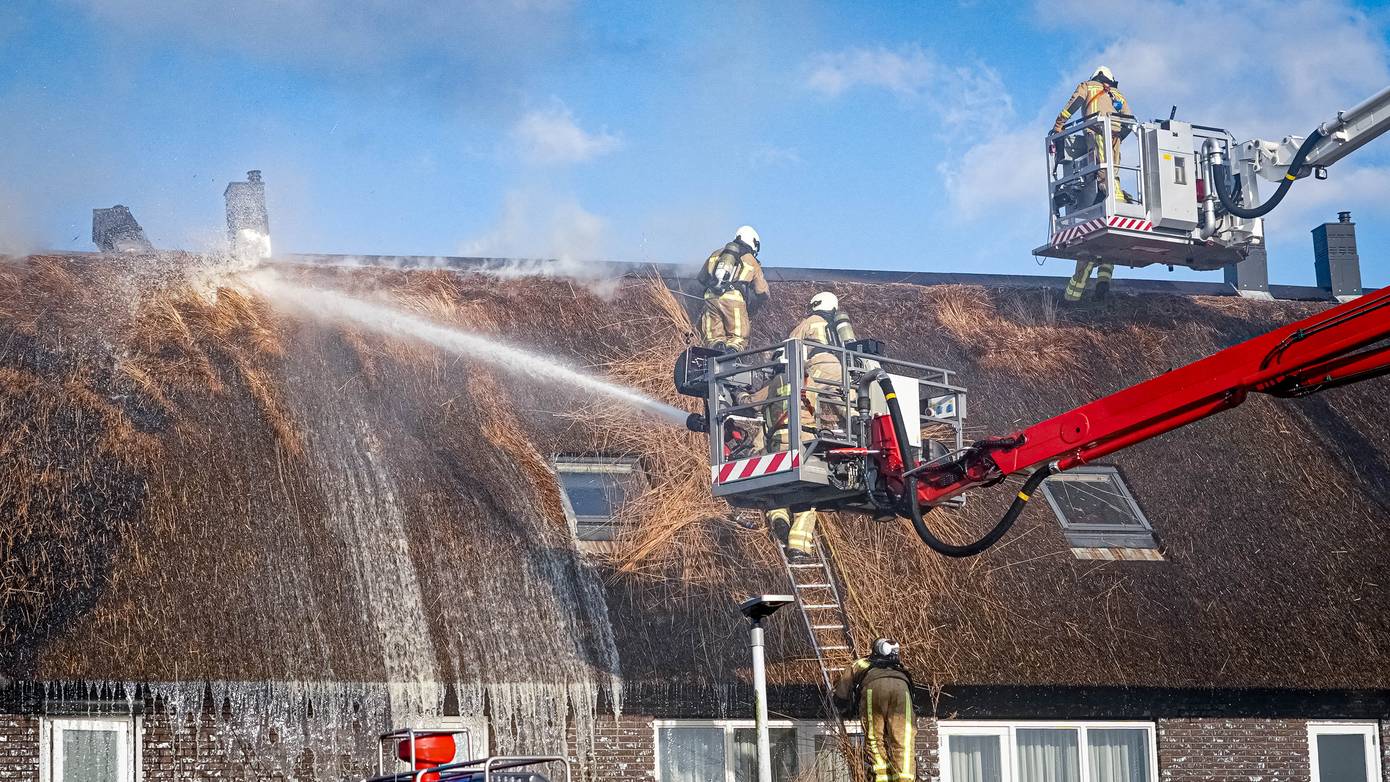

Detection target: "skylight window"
[1040, 466, 1159, 554]
[554, 457, 642, 542]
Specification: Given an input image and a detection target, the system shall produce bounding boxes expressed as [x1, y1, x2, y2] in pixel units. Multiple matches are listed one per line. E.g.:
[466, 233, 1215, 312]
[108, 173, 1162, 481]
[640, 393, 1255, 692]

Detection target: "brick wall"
[0, 715, 38, 781]
[1158, 718, 1312, 782]
[573, 714, 655, 781]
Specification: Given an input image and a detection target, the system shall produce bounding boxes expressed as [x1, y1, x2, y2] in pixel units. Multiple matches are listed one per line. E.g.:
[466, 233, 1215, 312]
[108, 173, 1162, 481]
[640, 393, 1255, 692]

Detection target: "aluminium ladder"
[775, 532, 857, 711]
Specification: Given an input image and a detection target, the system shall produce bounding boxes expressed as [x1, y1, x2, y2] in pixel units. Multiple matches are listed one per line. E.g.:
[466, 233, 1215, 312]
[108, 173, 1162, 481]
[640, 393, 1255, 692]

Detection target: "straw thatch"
[1, 254, 1388, 710]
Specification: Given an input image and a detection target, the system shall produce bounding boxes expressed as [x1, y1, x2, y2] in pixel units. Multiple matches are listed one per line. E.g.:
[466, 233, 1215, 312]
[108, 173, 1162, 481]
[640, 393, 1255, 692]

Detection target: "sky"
[1, 0, 1388, 287]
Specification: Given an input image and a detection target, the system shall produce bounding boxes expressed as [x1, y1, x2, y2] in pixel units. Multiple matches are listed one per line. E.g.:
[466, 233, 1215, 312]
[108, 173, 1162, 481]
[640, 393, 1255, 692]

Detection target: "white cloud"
[460, 189, 608, 261]
[804, 45, 1012, 131]
[806, 47, 937, 97]
[944, 0, 1390, 224]
[512, 103, 621, 165]
[940, 129, 1038, 220]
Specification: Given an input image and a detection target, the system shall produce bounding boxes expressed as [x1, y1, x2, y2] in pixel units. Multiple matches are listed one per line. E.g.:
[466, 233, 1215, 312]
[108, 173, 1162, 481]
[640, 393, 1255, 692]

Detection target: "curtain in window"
[1017, 728, 1080, 782]
[733, 728, 799, 782]
[949, 735, 1003, 782]
[60, 729, 119, 782]
[659, 727, 725, 782]
[1087, 729, 1149, 782]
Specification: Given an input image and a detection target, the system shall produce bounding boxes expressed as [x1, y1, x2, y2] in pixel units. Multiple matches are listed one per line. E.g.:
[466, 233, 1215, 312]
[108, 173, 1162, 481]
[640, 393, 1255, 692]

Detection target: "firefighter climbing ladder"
[776, 533, 857, 709]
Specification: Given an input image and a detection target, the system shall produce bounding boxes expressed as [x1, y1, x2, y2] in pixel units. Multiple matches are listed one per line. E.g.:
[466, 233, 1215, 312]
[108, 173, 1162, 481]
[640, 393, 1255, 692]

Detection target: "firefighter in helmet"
[766, 291, 857, 561]
[834, 638, 916, 782]
[697, 226, 770, 352]
[1053, 66, 1130, 302]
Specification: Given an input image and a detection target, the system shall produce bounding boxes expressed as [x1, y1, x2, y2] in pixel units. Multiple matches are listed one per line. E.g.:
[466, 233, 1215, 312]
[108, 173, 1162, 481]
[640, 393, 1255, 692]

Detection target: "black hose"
[1212, 130, 1324, 219]
[878, 376, 1056, 558]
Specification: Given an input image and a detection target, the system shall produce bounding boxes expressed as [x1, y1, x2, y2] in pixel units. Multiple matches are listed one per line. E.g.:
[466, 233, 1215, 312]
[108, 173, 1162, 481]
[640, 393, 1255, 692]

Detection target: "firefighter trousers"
[765, 425, 819, 555]
[862, 677, 916, 782]
[701, 291, 750, 352]
[1065, 260, 1113, 302]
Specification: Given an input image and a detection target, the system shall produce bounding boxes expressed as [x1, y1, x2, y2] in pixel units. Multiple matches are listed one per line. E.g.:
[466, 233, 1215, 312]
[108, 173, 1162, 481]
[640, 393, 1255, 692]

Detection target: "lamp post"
[740, 594, 794, 782]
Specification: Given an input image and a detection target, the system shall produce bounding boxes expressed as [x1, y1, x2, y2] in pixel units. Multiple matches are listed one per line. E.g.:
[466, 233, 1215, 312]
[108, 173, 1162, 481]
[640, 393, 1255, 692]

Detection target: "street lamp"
[740, 594, 794, 782]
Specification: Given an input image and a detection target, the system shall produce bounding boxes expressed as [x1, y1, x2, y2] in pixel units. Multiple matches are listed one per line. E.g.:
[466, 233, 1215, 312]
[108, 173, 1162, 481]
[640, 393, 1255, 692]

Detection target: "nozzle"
[686, 413, 708, 433]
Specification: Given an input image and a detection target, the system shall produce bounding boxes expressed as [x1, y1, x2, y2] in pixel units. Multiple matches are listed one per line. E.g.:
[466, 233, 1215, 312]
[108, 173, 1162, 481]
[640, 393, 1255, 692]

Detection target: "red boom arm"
[914, 285, 1390, 505]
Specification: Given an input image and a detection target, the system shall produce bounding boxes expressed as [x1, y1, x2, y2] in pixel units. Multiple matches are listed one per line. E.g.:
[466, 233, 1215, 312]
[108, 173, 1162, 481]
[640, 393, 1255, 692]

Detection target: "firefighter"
[1053, 66, 1131, 303]
[697, 226, 770, 353]
[766, 292, 857, 561]
[1052, 65, 1131, 206]
[834, 638, 916, 782]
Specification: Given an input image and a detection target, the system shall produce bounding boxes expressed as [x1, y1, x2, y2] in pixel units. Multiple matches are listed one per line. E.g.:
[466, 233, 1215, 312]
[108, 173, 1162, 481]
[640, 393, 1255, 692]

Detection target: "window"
[1039, 467, 1159, 554]
[940, 722, 1155, 782]
[1309, 723, 1381, 782]
[654, 720, 853, 782]
[554, 457, 642, 542]
[41, 717, 140, 782]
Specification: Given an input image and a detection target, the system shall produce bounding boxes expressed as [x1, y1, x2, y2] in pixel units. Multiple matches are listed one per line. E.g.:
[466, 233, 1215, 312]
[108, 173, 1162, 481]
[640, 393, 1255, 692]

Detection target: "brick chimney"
[224, 170, 271, 262]
[91, 205, 154, 253]
[1312, 211, 1361, 301]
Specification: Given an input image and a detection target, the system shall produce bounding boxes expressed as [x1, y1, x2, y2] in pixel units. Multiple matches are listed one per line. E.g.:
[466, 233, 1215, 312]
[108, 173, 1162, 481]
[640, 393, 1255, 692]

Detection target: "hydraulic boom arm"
[910, 286, 1390, 513]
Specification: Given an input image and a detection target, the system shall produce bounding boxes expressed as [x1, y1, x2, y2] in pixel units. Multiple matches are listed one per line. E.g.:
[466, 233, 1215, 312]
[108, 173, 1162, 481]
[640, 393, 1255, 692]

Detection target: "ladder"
[776, 533, 857, 710]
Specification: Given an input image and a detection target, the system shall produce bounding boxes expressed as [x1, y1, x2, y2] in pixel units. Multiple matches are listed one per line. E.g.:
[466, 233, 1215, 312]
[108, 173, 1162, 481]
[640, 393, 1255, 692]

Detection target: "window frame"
[938, 720, 1158, 782]
[40, 715, 142, 782]
[1039, 465, 1159, 551]
[1308, 722, 1382, 782]
[651, 718, 859, 782]
[554, 456, 644, 544]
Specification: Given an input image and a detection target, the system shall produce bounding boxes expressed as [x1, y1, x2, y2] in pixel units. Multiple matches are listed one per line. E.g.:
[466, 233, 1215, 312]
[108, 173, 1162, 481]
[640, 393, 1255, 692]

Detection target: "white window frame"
[939, 720, 1158, 782]
[1308, 722, 1382, 782]
[1039, 466, 1158, 552]
[40, 715, 142, 782]
[554, 456, 643, 544]
[652, 718, 859, 782]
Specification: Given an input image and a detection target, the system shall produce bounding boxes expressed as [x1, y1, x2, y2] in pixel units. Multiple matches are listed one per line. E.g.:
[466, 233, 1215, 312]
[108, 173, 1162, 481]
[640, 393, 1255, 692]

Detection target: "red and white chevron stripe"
[712, 450, 801, 484]
[1050, 218, 1104, 246]
[1050, 214, 1155, 246]
[1107, 215, 1153, 231]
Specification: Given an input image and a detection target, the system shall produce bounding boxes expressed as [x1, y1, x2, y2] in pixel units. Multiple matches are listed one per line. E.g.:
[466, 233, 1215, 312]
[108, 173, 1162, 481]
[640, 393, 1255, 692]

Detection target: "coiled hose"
[877, 375, 1056, 558]
[1212, 130, 1324, 219]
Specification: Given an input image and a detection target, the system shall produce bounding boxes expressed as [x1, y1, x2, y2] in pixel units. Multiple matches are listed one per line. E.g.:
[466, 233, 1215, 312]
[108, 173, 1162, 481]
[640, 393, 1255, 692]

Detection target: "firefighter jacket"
[698, 242, 770, 310]
[833, 655, 914, 712]
[790, 310, 856, 348]
[1052, 79, 1130, 134]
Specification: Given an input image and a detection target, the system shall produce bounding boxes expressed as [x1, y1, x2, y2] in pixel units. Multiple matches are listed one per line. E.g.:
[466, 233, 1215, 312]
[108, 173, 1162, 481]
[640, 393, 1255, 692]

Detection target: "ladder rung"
[811, 624, 845, 630]
[787, 562, 824, 568]
[797, 583, 832, 589]
[818, 645, 850, 651]
[802, 604, 839, 609]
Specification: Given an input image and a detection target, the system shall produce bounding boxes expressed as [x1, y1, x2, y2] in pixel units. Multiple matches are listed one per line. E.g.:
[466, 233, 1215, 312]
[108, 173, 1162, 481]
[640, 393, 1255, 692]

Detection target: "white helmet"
[1093, 65, 1116, 85]
[872, 638, 900, 658]
[810, 291, 838, 314]
[735, 225, 761, 255]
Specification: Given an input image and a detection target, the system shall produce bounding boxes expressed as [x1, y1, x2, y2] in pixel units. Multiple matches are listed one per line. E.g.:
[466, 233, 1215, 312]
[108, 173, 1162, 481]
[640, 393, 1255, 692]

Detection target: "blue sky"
[1, 0, 1388, 287]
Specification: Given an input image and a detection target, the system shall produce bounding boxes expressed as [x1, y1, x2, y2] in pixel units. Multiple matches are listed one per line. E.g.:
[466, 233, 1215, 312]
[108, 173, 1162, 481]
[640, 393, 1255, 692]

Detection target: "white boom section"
[1304, 84, 1390, 170]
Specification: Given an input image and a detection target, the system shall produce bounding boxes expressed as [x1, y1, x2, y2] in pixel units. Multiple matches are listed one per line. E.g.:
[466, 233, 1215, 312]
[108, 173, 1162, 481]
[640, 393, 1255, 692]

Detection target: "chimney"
[1312, 211, 1361, 301]
[224, 169, 271, 262]
[91, 205, 155, 253]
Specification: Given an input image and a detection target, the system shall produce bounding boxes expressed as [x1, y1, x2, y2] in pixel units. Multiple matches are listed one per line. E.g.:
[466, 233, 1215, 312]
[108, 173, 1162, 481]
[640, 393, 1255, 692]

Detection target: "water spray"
[244, 271, 690, 425]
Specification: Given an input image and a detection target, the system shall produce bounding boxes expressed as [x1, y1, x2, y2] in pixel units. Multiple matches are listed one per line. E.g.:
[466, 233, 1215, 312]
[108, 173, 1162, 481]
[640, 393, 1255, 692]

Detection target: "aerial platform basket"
[1036, 115, 1264, 271]
[676, 339, 968, 515]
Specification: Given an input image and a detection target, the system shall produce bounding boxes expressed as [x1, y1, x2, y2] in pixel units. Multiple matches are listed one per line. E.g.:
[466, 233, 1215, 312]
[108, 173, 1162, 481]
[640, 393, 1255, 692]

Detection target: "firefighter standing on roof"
[1053, 66, 1129, 302]
[766, 291, 857, 561]
[834, 638, 916, 782]
[698, 226, 770, 352]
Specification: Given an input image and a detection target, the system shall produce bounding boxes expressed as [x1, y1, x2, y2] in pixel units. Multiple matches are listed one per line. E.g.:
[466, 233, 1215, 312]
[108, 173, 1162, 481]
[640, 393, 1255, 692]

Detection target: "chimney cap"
[1338, 211, 1352, 223]
[247, 170, 262, 183]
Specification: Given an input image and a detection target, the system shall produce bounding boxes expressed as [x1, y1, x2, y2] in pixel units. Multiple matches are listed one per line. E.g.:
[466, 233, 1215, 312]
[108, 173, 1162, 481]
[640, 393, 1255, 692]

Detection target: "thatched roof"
[2, 253, 1388, 714]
